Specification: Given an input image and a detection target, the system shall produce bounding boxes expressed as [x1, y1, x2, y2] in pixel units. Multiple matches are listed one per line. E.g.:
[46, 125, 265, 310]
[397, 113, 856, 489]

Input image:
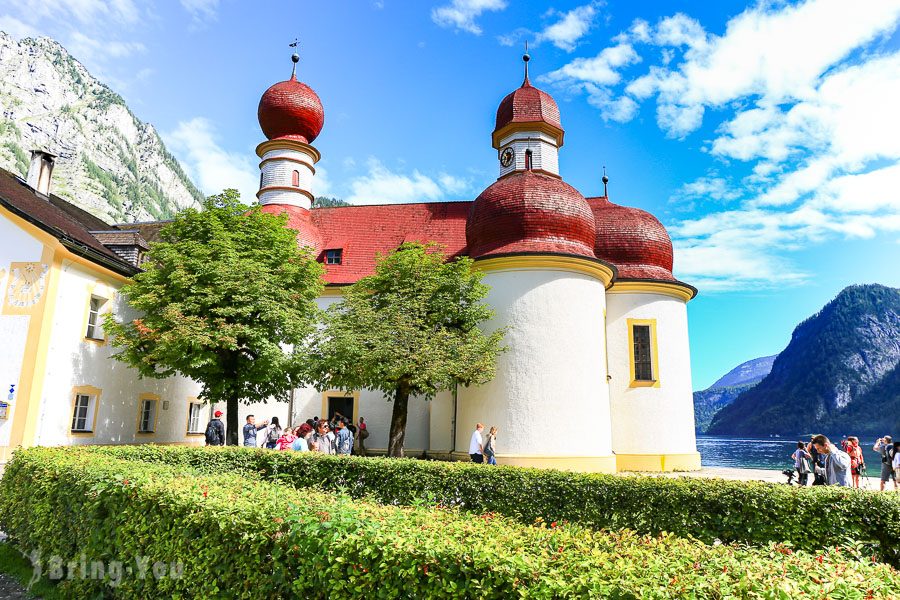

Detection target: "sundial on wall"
[6, 263, 49, 308]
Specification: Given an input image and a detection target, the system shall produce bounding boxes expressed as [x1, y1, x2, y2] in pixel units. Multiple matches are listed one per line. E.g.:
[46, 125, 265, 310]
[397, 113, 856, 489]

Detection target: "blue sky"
[2, 0, 899, 388]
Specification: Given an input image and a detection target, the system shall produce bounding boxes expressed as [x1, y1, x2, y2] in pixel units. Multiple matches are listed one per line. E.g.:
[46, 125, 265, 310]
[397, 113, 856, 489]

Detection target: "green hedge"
[82, 445, 900, 566]
[2, 447, 899, 599]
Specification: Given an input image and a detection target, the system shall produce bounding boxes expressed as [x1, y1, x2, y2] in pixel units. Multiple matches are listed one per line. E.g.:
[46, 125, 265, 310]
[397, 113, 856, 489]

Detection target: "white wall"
[456, 269, 613, 457]
[606, 292, 697, 455]
[258, 145, 317, 208]
[36, 259, 203, 446]
[0, 212, 45, 446]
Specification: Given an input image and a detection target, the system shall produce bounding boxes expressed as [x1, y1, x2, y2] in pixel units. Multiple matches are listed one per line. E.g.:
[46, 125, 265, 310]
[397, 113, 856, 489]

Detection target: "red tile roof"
[495, 78, 563, 133]
[310, 201, 471, 284]
[0, 169, 137, 275]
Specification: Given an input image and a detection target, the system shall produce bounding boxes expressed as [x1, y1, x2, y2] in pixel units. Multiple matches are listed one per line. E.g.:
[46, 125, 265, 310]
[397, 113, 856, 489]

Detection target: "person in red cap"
[205, 410, 225, 446]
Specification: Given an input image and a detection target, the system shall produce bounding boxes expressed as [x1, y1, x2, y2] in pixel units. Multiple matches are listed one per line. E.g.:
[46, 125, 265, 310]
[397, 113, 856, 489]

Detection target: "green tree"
[312, 242, 505, 457]
[106, 190, 324, 445]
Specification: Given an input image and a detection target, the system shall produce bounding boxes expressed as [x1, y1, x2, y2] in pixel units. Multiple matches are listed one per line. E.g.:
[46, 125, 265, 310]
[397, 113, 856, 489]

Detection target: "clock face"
[500, 147, 515, 168]
[6, 263, 49, 308]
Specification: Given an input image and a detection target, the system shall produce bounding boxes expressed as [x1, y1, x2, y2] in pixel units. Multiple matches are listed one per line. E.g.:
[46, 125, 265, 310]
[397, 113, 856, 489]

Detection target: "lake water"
[697, 435, 886, 471]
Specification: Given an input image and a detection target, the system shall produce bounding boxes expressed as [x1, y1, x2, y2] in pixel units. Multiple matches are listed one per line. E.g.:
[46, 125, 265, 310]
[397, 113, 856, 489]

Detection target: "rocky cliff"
[708, 284, 900, 436]
[0, 33, 203, 223]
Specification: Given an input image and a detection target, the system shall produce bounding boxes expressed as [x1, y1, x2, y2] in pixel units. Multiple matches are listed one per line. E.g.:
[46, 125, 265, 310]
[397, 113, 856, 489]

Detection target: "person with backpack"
[264, 416, 282, 450]
[811, 434, 851, 487]
[791, 441, 810, 486]
[311, 420, 335, 454]
[807, 438, 827, 485]
[874, 436, 897, 491]
[204, 410, 225, 446]
[242, 415, 268, 447]
[334, 418, 354, 455]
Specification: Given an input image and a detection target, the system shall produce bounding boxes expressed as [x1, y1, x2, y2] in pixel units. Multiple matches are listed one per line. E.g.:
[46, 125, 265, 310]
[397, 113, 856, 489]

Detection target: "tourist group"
[203, 411, 369, 455]
[789, 434, 900, 490]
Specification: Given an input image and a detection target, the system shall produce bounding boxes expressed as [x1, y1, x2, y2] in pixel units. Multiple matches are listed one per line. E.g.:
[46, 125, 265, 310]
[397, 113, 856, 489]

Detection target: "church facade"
[0, 54, 700, 472]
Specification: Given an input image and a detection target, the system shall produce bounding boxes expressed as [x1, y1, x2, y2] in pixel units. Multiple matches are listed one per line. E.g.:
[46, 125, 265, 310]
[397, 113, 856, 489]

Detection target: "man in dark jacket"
[205, 410, 226, 446]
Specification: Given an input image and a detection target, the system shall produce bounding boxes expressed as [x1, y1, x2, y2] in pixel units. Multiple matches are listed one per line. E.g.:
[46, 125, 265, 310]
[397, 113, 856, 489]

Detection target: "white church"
[0, 52, 700, 472]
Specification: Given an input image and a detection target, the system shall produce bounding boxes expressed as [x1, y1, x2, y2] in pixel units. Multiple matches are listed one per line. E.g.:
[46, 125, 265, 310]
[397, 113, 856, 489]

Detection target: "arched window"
[292, 170, 300, 187]
[259, 172, 264, 188]
[524, 149, 533, 171]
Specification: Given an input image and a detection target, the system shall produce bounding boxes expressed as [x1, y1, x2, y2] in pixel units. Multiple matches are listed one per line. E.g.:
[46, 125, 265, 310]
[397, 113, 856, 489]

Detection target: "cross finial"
[602, 166, 609, 197]
[289, 38, 300, 77]
[523, 41, 531, 83]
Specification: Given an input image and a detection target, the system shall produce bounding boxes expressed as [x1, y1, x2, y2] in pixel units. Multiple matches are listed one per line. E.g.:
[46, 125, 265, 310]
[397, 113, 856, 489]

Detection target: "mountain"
[708, 284, 900, 436]
[693, 356, 776, 433]
[0, 34, 203, 223]
[708, 355, 777, 389]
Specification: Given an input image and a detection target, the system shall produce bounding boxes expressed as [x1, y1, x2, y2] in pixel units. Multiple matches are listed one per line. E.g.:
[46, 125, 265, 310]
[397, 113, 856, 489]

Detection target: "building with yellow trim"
[0, 52, 701, 472]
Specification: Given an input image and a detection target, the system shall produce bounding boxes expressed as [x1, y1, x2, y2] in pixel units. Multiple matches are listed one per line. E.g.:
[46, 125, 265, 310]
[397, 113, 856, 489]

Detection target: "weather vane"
[602, 166, 609, 197]
[523, 41, 530, 81]
[289, 38, 300, 76]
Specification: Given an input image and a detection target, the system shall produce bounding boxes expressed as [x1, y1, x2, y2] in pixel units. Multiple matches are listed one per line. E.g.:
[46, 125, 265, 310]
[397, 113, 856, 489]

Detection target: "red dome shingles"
[260, 203, 322, 251]
[467, 171, 596, 260]
[494, 79, 563, 133]
[258, 75, 325, 144]
[587, 197, 677, 282]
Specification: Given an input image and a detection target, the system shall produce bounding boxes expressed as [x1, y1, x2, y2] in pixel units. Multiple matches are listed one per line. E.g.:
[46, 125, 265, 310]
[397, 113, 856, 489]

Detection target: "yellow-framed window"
[85, 295, 107, 341]
[70, 386, 101, 435]
[627, 318, 660, 388]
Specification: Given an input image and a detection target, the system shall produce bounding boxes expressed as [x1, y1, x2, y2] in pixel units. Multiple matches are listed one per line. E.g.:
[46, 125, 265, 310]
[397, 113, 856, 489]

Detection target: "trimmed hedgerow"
[83, 445, 900, 566]
[2, 447, 899, 599]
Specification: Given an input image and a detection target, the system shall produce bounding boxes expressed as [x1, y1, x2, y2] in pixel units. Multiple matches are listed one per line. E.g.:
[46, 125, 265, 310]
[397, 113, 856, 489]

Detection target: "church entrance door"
[326, 396, 354, 423]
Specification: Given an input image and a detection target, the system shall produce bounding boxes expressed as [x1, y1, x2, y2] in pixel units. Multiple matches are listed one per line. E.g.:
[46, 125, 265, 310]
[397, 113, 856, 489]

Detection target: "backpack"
[205, 420, 222, 446]
[267, 426, 280, 443]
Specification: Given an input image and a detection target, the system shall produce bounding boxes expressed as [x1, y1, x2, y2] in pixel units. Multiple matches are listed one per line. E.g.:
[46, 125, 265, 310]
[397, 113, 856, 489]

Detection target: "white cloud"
[180, 0, 219, 23]
[431, 0, 507, 35]
[541, 0, 900, 290]
[677, 175, 741, 203]
[164, 118, 259, 205]
[544, 43, 640, 86]
[8, 0, 139, 26]
[0, 16, 38, 39]
[345, 159, 470, 205]
[538, 3, 600, 52]
[67, 32, 145, 62]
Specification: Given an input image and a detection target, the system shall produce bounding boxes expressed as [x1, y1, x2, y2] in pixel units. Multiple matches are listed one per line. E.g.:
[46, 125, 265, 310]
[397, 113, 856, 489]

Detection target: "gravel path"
[0, 571, 34, 599]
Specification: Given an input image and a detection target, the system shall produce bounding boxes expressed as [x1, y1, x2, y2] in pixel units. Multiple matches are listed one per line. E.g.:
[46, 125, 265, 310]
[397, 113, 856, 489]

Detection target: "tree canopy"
[312, 242, 505, 456]
[106, 190, 324, 444]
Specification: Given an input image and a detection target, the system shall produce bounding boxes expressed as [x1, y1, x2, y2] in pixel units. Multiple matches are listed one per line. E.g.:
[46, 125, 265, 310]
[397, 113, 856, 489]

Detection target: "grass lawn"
[0, 541, 61, 600]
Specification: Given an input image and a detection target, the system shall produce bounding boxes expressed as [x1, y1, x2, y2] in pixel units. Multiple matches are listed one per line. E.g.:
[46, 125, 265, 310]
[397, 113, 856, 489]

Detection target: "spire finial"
[602, 166, 609, 197]
[523, 41, 530, 84]
[289, 38, 300, 78]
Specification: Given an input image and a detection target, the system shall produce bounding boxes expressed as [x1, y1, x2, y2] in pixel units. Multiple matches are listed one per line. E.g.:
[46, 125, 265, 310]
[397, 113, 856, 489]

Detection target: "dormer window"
[325, 249, 343, 265]
[292, 170, 300, 187]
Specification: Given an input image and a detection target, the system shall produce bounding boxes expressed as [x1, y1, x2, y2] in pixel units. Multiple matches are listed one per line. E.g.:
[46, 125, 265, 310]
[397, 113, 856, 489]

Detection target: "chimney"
[26, 150, 56, 196]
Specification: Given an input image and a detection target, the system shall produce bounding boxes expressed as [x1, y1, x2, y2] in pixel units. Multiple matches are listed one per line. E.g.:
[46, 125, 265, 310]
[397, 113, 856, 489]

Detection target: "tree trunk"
[387, 382, 410, 458]
[226, 395, 239, 446]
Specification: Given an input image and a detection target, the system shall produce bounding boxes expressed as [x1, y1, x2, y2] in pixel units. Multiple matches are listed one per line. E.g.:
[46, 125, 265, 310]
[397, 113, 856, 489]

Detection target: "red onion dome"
[494, 78, 563, 137]
[260, 204, 321, 251]
[467, 171, 596, 259]
[258, 75, 325, 144]
[590, 197, 675, 281]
